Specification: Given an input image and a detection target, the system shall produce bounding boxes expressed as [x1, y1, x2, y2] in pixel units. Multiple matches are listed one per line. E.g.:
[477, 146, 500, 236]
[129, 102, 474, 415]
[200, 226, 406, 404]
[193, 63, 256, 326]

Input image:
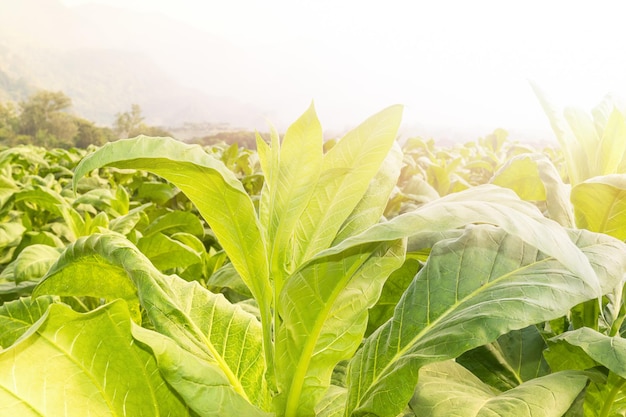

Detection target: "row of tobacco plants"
[2, 87, 626, 416]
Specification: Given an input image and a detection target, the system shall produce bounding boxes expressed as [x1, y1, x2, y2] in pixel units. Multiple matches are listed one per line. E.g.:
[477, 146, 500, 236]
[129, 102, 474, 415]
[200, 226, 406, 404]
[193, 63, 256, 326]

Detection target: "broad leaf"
[491, 153, 574, 227]
[547, 328, 626, 417]
[0, 300, 196, 416]
[409, 360, 587, 416]
[550, 327, 626, 379]
[13, 244, 61, 284]
[137, 232, 202, 271]
[33, 233, 269, 414]
[345, 224, 619, 416]
[456, 325, 550, 392]
[72, 136, 271, 329]
[142, 210, 205, 238]
[275, 238, 405, 416]
[333, 141, 403, 243]
[571, 174, 626, 240]
[258, 103, 323, 286]
[292, 105, 403, 265]
[0, 295, 56, 348]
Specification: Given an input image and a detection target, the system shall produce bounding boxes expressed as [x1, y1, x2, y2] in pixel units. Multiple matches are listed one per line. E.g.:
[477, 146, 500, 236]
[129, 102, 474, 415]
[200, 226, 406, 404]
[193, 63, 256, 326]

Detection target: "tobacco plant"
[1, 104, 625, 416]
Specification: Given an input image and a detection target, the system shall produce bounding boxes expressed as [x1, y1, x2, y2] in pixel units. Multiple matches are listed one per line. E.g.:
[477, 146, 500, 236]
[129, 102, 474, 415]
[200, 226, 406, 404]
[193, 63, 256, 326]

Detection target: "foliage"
[0, 102, 625, 417]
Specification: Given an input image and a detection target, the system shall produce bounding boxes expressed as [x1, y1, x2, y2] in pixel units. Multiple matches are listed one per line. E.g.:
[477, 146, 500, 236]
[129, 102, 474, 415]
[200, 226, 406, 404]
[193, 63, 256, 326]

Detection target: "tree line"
[0, 90, 170, 149]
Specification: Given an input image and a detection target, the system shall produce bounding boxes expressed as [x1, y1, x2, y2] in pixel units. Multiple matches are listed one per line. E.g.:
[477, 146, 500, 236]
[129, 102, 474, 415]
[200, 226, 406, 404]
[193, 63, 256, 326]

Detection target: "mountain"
[0, 0, 265, 129]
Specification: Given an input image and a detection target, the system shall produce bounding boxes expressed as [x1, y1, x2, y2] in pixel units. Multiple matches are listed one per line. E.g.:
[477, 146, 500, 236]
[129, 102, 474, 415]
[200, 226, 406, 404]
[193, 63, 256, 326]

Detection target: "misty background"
[2, 0, 625, 142]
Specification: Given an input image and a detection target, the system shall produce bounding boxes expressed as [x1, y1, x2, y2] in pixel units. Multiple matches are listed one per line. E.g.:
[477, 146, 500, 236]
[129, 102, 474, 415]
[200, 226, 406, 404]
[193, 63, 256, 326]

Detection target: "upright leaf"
[260, 103, 323, 287]
[72, 136, 270, 319]
[293, 105, 403, 264]
[275, 238, 405, 417]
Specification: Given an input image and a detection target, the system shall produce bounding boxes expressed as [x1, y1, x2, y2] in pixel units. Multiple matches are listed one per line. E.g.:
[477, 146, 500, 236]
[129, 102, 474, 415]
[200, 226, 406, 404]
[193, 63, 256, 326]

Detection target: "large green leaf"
[258, 103, 323, 287]
[333, 141, 403, 243]
[571, 174, 626, 240]
[345, 224, 621, 416]
[456, 325, 550, 392]
[0, 295, 56, 348]
[409, 360, 587, 416]
[0, 299, 196, 416]
[491, 153, 574, 227]
[335, 186, 599, 294]
[547, 328, 626, 417]
[142, 210, 205, 238]
[137, 232, 202, 271]
[292, 105, 403, 265]
[72, 136, 271, 330]
[0, 222, 25, 248]
[33, 233, 269, 414]
[551, 328, 626, 379]
[275, 238, 405, 417]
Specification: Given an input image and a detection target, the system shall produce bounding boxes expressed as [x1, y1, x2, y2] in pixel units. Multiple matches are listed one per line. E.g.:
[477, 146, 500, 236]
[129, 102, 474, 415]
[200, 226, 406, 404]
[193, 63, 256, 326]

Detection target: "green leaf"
[345, 225, 611, 416]
[333, 141, 403, 243]
[259, 103, 323, 286]
[571, 174, 626, 240]
[0, 300, 196, 416]
[109, 202, 150, 235]
[0, 295, 56, 348]
[13, 244, 62, 284]
[366, 257, 421, 337]
[551, 328, 626, 379]
[292, 105, 403, 265]
[33, 233, 269, 413]
[137, 232, 202, 271]
[491, 153, 574, 227]
[409, 360, 587, 416]
[335, 186, 600, 295]
[548, 328, 626, 417]
[0, 222, 25, 248]
[13, 185, 68, 215]
[142, 210, 205, 238]
[457, 325, 550, 392]
[72, 136, 271, 333]
[275, 238, 406, 417]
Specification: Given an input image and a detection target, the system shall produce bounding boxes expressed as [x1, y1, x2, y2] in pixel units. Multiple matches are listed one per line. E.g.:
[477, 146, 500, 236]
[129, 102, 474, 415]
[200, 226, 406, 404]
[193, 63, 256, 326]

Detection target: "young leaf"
[409, 360, 587, 416]
[333, 141, 403, 243]
[0, 300, 196, 417]
[260, 103, 323, 286]
[275, 238, 406, 417]
[345, 225, 616, 416]
[292, 105, 403, 265]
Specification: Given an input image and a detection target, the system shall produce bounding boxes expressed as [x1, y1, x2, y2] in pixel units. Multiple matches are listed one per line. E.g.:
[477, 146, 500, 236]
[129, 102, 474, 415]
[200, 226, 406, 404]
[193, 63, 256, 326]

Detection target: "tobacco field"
[2, 89, 626, 416]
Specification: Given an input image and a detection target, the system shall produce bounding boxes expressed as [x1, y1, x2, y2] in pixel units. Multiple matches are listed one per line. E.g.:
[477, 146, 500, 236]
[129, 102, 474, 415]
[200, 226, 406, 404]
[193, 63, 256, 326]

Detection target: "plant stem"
[599, 375, 626, 417]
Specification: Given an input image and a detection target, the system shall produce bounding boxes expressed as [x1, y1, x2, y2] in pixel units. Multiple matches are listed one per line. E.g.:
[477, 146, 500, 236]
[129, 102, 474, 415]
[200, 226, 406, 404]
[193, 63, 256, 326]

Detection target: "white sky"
[59, 0, 626, 141]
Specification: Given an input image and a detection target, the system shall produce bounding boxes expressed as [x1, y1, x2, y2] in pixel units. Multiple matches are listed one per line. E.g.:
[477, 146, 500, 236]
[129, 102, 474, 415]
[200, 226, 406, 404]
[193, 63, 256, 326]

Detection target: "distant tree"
[113, 104, 144, 138]
[192, 130, 259, 149]
[19, 90, 73, 137]
[14, 90, 83, 147]
[74, 118, 115, 148]
[0, 101, 19, 144]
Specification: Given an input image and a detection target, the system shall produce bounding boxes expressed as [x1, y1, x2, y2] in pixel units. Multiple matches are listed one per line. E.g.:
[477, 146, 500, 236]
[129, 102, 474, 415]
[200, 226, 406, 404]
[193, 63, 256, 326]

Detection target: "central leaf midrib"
[283, 246, 379, 416]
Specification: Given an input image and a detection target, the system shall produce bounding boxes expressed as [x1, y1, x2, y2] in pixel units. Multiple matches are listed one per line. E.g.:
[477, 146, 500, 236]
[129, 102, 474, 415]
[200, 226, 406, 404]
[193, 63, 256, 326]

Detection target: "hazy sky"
[59, 0, 626, 141]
